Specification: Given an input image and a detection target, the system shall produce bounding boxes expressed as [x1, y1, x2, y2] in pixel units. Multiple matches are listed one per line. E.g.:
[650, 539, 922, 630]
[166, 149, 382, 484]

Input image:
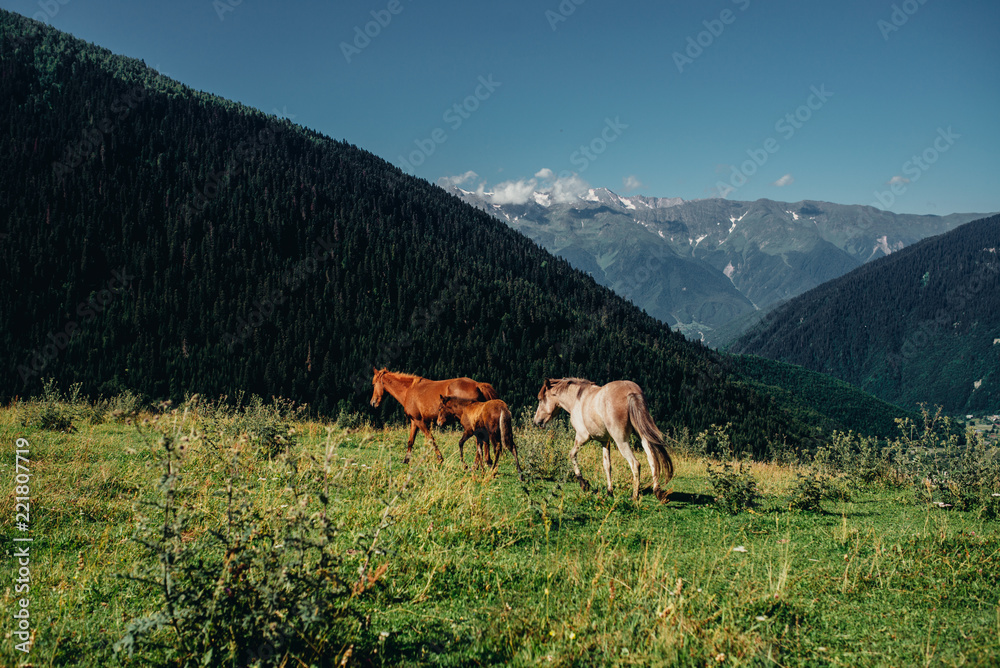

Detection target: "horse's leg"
[457, 432, 471, 469]
[417, 420, 444, 464]
[611, 434, 642, 501]
[462, 430, 484, 470]
[475, 436, 487, 470]
[490, 434, 502, 472]
[601, 442, 614, 496]
[569, 434, 591, 492]
[404, 421, 419, 464]
[640, 438, 666, 501]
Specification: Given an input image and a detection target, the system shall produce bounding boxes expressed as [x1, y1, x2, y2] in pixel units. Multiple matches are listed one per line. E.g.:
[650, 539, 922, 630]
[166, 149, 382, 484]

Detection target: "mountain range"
[446, 185, 990, 345]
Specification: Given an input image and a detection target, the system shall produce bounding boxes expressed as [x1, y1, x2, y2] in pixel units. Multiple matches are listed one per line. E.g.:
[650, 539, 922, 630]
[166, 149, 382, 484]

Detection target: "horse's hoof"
[577, 476, 591, 492]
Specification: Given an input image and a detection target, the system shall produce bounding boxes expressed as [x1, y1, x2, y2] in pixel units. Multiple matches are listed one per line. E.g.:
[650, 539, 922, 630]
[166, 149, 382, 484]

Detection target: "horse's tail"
[627, 393, 674, 484]
[477, 382, 499, 401]
[499, 407, 513, 455]
[499, 406, 524, 480]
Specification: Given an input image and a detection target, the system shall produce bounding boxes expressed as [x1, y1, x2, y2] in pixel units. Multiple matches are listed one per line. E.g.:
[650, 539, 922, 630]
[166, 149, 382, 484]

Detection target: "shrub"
[199, 393, 302, 459]
[935, 431, 1000, 517]
[336, 403, 367, 431]
[97, 388, 144, 422]
[18, 378, 98, 431]
[515, 421, 574, 482]
[707, 460, 760, 515]
[695, 423, 734, 460]
[786, 470, 832, 512]
[117, 434, 372, 666]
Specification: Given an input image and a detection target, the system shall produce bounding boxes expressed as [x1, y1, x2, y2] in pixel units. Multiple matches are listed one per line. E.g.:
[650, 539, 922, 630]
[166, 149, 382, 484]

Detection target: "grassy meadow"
[1, 394, 999, 667]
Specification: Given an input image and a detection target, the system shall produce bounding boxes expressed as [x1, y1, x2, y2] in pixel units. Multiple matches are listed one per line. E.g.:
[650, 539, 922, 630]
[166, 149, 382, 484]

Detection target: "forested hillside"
[0, 11, 914, 455]
[730, 215, 1000, 413]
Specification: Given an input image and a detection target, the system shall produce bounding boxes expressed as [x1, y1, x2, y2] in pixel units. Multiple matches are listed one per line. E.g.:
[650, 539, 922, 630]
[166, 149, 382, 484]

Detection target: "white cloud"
[437, 171, 479, 188]
[887, 175, 911, 185]
[548, 173, 590, 203]
[772, 173, 794, 187]
[622, 175, 643, 191]
[441, 167, 592, 205]
[490, 178, 538, 205]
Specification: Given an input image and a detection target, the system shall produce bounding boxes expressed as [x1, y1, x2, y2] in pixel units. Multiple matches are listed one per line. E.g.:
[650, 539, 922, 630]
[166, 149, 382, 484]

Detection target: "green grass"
[1, 404, 998, 667]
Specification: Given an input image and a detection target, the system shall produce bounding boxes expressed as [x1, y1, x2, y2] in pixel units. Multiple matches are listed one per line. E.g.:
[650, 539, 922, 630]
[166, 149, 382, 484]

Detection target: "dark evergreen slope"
[730, 215, 1000, 413]
[0, 11, 911, 455]
[726, 355, 918, 439]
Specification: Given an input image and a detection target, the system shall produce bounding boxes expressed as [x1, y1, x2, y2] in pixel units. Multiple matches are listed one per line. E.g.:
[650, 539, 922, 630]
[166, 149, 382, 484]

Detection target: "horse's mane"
[383, 370, 423, 384]
[552, 377, 596, 398]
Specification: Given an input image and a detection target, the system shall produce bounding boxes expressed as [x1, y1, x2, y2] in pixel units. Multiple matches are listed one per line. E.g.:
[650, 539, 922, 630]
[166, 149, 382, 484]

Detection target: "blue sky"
[5, 0, 998, 214]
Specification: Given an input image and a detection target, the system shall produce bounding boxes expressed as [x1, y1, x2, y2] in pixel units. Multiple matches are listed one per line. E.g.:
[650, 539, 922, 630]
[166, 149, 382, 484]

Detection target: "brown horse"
[370, 368, 499, 463]
[436, 396, 524, 479]
[533, 378, 674, 501]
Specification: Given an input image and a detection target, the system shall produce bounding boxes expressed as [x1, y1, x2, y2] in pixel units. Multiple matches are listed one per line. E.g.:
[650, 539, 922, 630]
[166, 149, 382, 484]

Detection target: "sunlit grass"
[0, 405, 997, 666]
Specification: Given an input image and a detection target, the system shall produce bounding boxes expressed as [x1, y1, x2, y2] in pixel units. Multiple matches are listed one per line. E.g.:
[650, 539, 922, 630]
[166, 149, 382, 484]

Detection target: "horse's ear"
[544, 378, 554, 389]
[372, 366, 378, 374]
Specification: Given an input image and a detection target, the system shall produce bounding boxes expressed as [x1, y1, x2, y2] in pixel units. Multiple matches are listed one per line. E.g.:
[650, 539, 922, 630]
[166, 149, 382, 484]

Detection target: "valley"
[447, 184, 990, 345]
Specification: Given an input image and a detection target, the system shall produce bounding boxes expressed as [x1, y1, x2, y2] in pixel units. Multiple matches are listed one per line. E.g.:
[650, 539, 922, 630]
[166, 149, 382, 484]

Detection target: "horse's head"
[370, 367, 387, 407]
[533, 379, 561, 427]
[436, 395, 452, 427]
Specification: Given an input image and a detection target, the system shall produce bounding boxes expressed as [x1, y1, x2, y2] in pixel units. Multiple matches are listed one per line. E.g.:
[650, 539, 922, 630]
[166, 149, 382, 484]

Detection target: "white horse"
[533, 378, 674, 501]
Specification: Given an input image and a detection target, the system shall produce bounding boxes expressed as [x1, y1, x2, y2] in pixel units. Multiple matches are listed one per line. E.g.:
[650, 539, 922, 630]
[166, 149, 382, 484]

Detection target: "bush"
[787, 470, 832, 512]
[199, 393, 302, 459]
[336, 403, 367, 431]
[18, 378, 98, 432]
[934, 431, 1000, 517]
[117, 434, 372, 666]
[707, 460, 760, 515]
[97, 388, 144, 422]
[515, 423, 575, 482]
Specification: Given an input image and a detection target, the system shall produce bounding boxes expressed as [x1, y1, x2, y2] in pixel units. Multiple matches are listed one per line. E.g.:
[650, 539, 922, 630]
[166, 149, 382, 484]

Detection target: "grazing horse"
[533, 378, 674, 501]
[436, 396, 524, 479]
[370, 368, 499, 463]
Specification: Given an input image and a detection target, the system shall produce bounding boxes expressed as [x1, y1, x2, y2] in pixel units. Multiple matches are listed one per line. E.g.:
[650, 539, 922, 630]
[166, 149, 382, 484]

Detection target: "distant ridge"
[447, 184, 990, 345]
